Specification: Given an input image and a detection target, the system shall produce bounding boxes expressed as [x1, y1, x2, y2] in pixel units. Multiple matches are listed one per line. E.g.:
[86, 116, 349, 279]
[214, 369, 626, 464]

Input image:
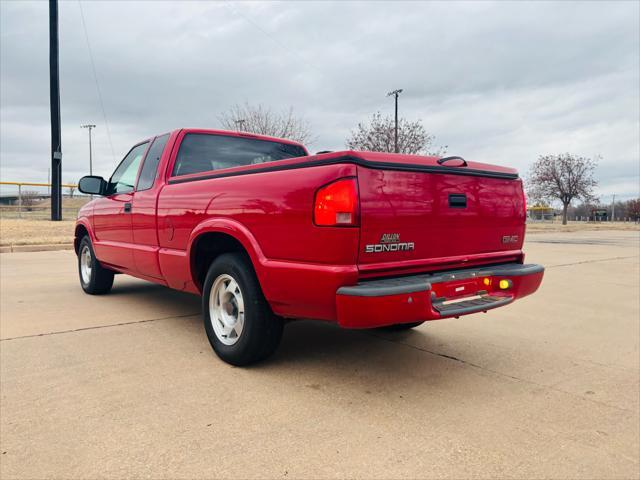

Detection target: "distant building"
[590, 208, 607, 221]
[527, 206, 555, 221]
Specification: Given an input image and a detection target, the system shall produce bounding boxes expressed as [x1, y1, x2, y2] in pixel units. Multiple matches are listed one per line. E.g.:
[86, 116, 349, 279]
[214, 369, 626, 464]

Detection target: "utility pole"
[387, 89, 403, 153]
[81, 124, 96, 176]
[612, 193, 616, 221]
[49, 0, 62, 221]
[234, 119, 246, 131]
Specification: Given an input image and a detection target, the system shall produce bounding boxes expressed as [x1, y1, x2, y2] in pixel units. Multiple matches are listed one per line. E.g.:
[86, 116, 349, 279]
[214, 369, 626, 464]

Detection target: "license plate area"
[443, 280, 478, 298]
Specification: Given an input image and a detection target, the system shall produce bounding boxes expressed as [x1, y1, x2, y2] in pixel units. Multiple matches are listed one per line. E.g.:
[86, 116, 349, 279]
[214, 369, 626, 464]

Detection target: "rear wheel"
[78, 236, 114, 294]
[202, 253, 283, 366]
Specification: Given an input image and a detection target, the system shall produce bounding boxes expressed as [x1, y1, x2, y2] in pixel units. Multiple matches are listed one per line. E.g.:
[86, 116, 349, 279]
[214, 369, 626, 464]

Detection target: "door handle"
[124, 202, 132, 213]
[448, 194, 467, 208]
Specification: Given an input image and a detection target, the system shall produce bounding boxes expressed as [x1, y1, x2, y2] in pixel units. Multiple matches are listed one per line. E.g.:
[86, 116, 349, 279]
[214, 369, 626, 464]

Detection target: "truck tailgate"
[356, 158, 526, 273]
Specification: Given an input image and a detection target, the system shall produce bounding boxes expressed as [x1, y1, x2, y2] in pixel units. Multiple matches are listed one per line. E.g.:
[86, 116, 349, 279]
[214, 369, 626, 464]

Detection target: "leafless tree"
[627, 198, 640, 221]
[20, 190, 40, 211]
[67, 180, 76, 198]
[569, 202, 596, 220]
[219, 103, 315, 145]
[346, 112, 446, 156]
[527, 153, 598, 225]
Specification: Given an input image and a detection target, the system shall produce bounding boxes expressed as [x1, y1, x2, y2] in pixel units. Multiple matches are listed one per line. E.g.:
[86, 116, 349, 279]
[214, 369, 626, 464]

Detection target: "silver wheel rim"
[80, 245, 92, 285]
[209, 274, 245, 346]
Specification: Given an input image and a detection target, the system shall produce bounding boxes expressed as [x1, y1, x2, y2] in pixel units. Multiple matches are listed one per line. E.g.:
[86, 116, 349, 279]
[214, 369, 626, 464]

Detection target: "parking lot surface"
[1, 230, 638, 479]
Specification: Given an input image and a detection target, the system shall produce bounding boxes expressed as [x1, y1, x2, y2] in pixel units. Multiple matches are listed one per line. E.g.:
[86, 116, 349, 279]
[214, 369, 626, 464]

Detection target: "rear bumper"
[336, 263, 544, 328]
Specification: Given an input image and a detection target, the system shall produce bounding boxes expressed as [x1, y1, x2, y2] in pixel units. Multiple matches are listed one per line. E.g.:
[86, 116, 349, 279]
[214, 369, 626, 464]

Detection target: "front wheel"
[202, 253, 283, 366]
[78, 235, 114, 294]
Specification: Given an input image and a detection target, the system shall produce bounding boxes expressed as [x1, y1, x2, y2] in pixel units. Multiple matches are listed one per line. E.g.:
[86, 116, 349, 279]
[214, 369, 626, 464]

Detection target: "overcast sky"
[1, 0, 639, 201]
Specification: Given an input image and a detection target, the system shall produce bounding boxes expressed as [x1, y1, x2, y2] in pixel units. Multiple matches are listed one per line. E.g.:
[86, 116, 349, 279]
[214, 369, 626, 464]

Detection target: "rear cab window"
[137, 134, 169, 191]
[171, 133, 307, 177]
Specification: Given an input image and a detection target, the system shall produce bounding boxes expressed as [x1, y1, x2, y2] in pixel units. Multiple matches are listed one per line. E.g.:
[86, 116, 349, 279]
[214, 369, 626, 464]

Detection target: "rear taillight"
[314, 177, 359, 226]
[520, 180, 527, 219]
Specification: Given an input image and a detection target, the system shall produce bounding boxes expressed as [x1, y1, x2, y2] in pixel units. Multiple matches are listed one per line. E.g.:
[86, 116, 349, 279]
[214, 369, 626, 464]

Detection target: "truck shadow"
[243, 319, 479, 393]
[110, 281, 473, 388]
[259, 320, 458, 381]
[276, 319, 426, 361]
[108, 278, 201, 312]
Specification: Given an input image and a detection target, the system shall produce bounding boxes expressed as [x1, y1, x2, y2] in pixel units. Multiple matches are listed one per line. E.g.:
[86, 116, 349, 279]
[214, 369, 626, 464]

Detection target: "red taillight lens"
[520, 180, 527, 219]
[314, 177, 359, 226]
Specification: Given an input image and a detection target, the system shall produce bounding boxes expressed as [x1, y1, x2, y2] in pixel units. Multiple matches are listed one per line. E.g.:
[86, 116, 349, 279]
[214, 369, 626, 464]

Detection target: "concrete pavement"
[1, 230, 638, 479]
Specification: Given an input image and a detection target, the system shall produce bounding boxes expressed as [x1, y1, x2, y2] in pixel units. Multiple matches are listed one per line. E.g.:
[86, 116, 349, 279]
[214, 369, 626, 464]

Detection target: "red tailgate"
[355, 153, 526, 274]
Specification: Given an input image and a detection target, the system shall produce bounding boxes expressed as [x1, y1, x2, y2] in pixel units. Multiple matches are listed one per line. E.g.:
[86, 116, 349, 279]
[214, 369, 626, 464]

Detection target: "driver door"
[92, 142, 149, 270]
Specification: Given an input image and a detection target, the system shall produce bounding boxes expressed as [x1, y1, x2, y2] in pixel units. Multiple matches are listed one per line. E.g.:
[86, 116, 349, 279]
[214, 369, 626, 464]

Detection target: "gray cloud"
[1, 0, 638, 201]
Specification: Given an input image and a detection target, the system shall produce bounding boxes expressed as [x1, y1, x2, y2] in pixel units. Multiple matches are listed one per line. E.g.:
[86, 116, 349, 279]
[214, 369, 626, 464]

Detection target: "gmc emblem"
[502, 235, 519, 244]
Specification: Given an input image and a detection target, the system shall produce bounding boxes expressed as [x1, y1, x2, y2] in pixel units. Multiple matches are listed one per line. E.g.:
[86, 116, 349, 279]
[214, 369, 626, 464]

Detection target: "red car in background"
[75, 128, 544, 365]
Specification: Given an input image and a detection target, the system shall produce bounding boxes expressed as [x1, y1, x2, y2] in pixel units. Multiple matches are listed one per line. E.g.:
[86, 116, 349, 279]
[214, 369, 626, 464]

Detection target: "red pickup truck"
[76, 128, 543, 365]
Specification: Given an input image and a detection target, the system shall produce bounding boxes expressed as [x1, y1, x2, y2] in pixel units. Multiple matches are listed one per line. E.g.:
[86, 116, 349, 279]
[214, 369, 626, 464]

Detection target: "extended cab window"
[172, 133, 307, 177]
[137, 134, 169, 191]
[106, 142, 148, 195]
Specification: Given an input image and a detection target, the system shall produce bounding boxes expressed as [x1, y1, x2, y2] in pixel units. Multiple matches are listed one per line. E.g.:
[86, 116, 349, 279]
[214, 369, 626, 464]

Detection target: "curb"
[0, 243, 74, 253]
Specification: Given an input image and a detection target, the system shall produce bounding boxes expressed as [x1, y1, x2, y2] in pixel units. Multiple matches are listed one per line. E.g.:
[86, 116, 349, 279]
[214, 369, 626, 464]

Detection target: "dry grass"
[526, 221, 640, 233]
[0, 218, 76, 246]
[33, 197, 90, 209]
[0, 196, 90, 221]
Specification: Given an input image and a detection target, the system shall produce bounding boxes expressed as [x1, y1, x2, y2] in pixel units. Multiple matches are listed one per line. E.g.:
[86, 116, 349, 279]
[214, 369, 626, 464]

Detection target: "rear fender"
[187, 218, 267, 292]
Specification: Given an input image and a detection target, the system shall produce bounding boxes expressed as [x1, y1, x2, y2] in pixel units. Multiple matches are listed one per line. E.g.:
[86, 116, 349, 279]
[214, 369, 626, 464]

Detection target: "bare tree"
[20, 190, 40, 211]
[346, 112, 446, 156]
[627, 198, 640, 221]
[67, 180, 76, 198]
[570, 201, 596, 220]
[527, 153, 598, 225]
[219, 103, 315, 145]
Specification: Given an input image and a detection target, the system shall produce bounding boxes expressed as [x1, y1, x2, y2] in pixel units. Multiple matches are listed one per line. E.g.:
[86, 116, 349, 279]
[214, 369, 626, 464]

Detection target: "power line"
[222, 2, 397, 149]
[77, 0, 116, 163]
[221, 1, 325, 77]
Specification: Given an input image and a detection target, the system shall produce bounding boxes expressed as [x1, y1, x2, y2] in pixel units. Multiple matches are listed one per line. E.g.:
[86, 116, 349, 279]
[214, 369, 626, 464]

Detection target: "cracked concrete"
[1, 229, 638, 479]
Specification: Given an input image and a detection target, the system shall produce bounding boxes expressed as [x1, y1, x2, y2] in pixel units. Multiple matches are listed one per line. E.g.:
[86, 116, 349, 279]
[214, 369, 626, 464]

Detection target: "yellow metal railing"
[0, 181, 77, 188]
[0, 181, 81, 219]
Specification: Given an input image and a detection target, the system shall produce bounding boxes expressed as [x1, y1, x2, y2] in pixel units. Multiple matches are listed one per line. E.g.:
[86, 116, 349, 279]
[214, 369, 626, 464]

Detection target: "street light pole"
[387, 89, 403, 153]
[81, 124, 96, 176]
[612, 193, 616, 221]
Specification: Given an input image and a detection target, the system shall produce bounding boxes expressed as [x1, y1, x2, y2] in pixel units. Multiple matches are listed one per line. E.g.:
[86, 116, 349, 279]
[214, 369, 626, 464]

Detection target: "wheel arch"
[187, 219, 267, 293]
[74, 220, 94, 254]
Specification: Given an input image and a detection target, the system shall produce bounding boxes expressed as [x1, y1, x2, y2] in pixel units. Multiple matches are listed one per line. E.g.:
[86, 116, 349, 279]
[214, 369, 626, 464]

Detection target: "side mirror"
[78, 176, 107, 195]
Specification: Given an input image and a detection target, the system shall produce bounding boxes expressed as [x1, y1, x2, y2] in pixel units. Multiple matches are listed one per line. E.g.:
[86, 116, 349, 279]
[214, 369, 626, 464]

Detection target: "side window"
[106, 142, 148, 195]
[136, 134, 169, 191]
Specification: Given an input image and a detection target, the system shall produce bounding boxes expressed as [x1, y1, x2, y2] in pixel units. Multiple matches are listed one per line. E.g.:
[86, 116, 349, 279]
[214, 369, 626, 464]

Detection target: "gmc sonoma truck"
[76, 128, 544, 365]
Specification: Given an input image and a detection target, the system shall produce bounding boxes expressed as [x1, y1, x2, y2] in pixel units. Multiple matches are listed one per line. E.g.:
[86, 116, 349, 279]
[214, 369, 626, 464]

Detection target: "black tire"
[202, 253, 283, 366]
[78, 235, 114, 295]
[380, 321, 425, 331]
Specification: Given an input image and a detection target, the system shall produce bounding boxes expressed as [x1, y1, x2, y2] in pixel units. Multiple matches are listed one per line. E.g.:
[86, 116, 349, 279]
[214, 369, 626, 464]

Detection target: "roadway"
[1, 230, 638, 479]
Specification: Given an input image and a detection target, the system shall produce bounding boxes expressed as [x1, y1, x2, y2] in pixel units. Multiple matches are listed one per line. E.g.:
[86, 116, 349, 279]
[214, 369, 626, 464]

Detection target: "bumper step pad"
[433, 294, 512, 316]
